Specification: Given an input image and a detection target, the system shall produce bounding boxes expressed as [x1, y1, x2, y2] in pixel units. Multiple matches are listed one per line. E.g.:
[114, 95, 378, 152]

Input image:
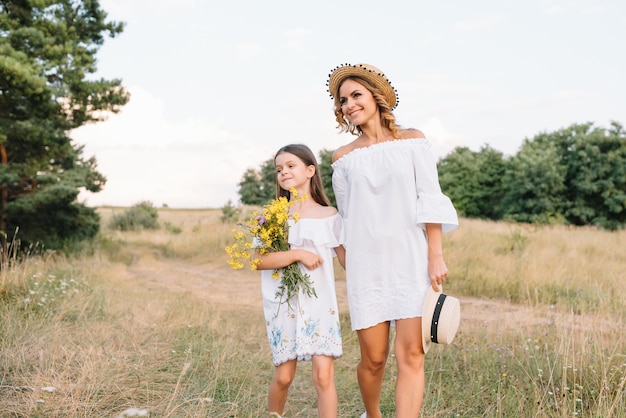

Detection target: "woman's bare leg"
[356, 322, 390, 418]
[394, 317, 425, 417]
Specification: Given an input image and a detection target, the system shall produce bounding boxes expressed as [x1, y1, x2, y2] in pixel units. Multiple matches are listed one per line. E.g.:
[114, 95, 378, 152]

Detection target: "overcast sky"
[71, 0, 626, 209]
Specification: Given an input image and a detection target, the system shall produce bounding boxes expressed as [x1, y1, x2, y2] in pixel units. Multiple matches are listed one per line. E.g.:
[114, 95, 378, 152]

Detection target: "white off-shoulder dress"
[331, 138, 458, 331]
[261, 214, 344, 366]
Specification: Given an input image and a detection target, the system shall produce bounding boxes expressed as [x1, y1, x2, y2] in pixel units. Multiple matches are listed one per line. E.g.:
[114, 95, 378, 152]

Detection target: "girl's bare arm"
[256, 249, 323, 270]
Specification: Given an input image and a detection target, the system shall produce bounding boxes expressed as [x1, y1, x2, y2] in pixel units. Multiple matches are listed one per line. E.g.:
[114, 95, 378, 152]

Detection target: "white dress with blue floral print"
[261, 213, 344, 366]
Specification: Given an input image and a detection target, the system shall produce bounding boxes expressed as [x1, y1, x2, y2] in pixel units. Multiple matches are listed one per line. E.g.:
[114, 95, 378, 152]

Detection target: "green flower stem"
[275, 262, 317, 314]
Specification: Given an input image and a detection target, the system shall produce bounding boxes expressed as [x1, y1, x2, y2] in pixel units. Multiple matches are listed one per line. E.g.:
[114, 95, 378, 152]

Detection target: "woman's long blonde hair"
[332, 76, 401, 138]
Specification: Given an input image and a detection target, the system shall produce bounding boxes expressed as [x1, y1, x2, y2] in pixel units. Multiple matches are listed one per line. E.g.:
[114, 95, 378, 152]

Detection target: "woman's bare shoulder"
[332, 140, 359, 163]
[400, 128, 425, 139]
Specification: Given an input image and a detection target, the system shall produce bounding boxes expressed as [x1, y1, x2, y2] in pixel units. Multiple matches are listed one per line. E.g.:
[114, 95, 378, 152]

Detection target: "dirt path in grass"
[123, 248, 613, 335]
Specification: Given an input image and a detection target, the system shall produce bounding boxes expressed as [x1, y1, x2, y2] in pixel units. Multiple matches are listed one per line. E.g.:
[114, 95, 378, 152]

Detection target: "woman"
[326, 63, 458, 417]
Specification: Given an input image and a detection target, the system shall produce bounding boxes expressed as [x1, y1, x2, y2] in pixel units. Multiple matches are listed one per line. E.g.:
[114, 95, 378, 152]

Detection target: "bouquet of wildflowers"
[225, 189, 317, 310]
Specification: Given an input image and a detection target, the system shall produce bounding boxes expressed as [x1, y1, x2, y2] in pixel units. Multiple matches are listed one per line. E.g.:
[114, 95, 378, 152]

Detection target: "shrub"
[220, 200, 241, 223]
[107, 201, 159, 231]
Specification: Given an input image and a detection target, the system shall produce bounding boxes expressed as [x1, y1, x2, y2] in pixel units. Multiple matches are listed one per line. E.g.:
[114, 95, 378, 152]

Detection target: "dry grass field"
[0, 208, 624, 417]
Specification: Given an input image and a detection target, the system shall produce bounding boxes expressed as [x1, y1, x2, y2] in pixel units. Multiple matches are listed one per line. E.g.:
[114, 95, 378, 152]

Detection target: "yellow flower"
[224, 194, 317, 311]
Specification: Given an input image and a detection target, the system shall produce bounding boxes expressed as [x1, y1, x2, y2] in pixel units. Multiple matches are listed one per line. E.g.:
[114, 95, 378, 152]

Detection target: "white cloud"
[235, 43, 263, 60]
[453, 15, 506, 31]
[101, 0, 195, 19]
[544, 5, 567, 15]
[71, 0, 625, 208]
[72, 86, 258, 208]
[420, 117, 467, 156]
[285, 27, 310, 52]
[583, 6, 607, 14]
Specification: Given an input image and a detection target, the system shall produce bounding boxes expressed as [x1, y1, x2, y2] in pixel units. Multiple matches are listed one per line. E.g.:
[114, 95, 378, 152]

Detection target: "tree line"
[237, 122, 626, 231]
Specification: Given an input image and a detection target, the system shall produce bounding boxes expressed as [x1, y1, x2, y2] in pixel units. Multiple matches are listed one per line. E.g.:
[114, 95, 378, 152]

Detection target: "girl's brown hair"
[332, 76, 401, 138]
[274, 144, 331, 206]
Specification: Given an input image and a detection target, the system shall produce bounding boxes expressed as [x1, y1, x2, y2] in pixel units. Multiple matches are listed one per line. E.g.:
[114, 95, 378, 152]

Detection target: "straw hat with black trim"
[326, 63, 399, 110]
[422, 286, 461, 353]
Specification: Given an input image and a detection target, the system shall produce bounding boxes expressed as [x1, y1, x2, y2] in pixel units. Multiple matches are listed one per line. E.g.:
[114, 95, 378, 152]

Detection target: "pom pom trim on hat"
[326, 63, 399, 110]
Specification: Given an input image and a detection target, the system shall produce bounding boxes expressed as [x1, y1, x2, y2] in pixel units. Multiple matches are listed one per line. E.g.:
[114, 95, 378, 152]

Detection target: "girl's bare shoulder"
[303, 204, 338, 219]
[319, 205, 338, 217]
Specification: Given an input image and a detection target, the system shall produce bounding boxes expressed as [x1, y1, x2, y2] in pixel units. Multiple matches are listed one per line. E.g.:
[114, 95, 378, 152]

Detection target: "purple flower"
[256, 215, 267, 226]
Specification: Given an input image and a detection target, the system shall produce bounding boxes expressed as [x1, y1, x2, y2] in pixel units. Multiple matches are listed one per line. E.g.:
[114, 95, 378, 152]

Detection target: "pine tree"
[0, 0, 129, 252]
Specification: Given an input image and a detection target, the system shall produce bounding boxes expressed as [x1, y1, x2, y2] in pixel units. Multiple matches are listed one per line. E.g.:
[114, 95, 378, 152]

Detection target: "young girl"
[256, 143, 345, 418]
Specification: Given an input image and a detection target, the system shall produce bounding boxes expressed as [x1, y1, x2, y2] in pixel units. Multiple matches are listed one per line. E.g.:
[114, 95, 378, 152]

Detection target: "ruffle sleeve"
[412, 139, 459, 233]
[288, 214, 345, 248]
[331, 165, 348, 219]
